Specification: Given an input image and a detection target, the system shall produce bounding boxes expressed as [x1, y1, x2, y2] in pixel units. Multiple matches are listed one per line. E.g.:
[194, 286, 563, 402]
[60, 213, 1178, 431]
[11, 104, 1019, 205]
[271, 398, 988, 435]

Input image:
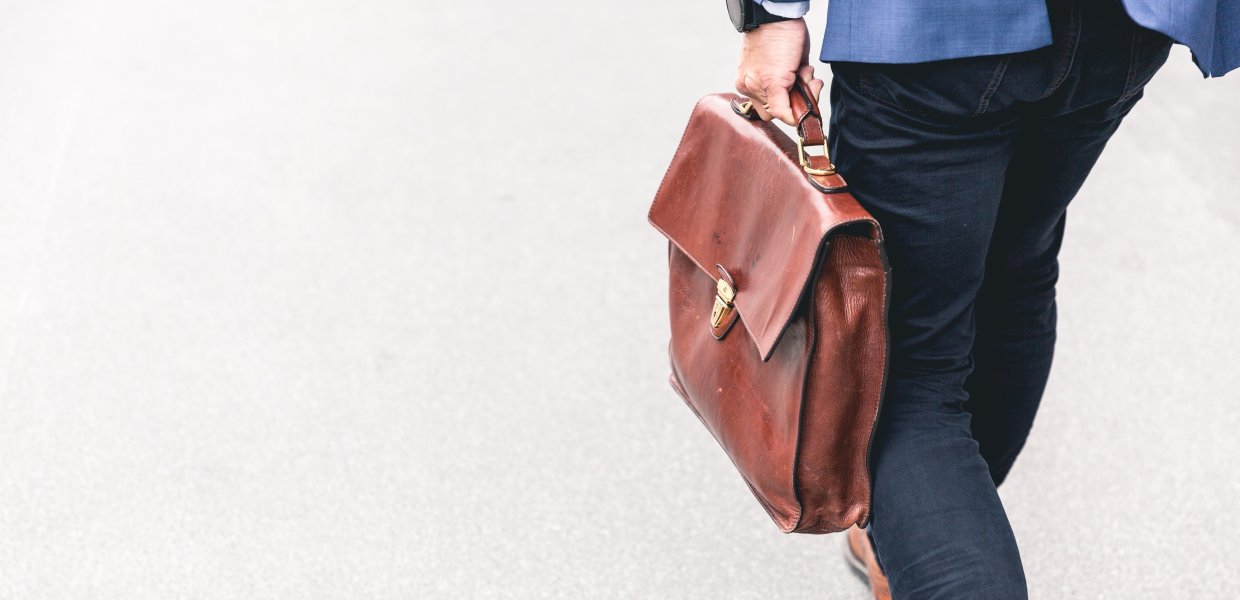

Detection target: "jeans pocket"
[1112, 25, 1174, 108]
[839, 54, 1015, 119]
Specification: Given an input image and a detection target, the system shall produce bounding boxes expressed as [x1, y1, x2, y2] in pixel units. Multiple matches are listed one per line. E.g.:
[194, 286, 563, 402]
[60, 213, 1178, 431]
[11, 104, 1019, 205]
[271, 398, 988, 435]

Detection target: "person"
[730, 0, 1237, 597]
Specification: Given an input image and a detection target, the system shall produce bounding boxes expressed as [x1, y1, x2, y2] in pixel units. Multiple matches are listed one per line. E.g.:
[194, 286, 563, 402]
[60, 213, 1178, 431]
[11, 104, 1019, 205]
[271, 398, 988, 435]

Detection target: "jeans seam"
[1115, 26, 1144, 106]
[973, 56, 1012, 116]
[1042, 0, 1082, 98]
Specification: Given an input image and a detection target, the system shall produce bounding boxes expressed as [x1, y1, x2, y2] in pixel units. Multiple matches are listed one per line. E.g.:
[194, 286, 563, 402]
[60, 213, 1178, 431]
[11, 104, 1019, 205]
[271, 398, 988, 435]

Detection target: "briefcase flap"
[648, 93, 879, 362]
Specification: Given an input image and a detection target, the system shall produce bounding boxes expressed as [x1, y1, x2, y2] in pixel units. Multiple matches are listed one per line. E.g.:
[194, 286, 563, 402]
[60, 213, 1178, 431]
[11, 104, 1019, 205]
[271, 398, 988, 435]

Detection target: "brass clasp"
[710, 265, 740, 340]
[710, 278, 736, 329]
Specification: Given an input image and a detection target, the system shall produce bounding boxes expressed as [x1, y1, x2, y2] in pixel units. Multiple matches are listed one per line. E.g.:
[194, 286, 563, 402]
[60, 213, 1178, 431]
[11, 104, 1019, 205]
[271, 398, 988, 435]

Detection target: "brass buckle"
[797, 137, 837, 176]
[710, 278, 736, 329]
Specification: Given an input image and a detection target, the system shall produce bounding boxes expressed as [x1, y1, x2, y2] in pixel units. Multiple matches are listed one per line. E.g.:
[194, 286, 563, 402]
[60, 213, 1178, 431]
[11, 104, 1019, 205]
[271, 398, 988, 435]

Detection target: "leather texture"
[648, 85, 891, 534]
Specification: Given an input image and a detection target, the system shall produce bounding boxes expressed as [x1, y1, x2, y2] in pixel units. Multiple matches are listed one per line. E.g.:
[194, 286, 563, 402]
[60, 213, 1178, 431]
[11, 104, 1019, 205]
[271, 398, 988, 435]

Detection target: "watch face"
[726, 0, 748, 31]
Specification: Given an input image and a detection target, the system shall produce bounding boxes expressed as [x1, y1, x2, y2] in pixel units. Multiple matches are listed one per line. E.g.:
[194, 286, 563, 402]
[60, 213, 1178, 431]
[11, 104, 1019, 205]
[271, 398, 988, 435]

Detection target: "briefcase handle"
[731, 79, 844, 190]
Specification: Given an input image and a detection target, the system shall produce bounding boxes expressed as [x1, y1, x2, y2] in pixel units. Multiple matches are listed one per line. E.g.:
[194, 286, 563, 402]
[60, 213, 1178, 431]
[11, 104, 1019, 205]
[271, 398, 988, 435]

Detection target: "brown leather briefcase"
[647, 81, 891, 534]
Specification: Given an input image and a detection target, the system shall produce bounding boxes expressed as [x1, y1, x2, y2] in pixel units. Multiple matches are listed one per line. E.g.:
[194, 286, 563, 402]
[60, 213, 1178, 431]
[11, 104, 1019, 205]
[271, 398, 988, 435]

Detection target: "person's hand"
[735, 18, 824, 126]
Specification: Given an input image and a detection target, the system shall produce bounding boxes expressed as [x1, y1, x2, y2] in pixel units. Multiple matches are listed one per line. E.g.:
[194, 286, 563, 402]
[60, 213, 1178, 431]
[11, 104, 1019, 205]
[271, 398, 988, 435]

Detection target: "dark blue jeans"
[826, 0, 1172, 597]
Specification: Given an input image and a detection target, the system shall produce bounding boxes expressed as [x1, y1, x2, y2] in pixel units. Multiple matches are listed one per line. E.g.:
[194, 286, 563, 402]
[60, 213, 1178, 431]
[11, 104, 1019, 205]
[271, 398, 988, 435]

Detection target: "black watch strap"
[749, 1, 794, 29]
[728, 0, 795, 32]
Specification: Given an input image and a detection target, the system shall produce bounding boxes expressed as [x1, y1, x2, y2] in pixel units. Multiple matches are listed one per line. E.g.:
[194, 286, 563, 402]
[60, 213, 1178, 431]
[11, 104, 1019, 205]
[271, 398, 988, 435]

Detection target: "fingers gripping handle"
[728, 79, 845, 193]
[787, 79, 825, 145]
[731, 79, 825, 143]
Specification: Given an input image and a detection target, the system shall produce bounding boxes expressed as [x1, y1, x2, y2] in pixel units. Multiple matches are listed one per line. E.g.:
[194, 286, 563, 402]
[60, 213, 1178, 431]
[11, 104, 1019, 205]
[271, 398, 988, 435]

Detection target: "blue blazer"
[762, 0, 1238, 77]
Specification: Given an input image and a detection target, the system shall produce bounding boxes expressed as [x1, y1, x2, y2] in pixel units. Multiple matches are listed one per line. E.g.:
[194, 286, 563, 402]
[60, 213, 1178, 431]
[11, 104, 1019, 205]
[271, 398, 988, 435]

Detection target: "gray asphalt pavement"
[1, 1, 1237, 598]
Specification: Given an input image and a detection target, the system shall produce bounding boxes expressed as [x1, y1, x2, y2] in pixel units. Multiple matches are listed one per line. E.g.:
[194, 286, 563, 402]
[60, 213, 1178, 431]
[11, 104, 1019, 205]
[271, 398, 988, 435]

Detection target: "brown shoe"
[843, 524, 891, 600]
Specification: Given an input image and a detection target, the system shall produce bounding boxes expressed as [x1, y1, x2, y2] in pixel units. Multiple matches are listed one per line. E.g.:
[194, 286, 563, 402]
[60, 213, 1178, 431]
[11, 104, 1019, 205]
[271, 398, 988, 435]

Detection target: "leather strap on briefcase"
[648, 80, 891, 534]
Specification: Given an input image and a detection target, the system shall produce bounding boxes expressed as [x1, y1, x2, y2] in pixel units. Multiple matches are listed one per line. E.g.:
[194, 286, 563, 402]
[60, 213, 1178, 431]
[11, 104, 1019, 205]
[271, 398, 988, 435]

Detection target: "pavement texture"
[0, 1, 1238, 598]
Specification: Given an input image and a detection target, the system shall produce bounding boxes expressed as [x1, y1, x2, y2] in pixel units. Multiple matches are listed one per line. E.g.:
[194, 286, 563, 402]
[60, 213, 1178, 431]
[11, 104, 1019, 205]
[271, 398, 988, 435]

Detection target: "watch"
[726, 0, 794, 32]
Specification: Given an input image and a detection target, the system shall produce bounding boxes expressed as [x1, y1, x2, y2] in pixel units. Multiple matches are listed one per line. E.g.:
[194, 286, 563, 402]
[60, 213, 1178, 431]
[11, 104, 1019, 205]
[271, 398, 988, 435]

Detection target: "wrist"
[744, 17, 806, 37]
[750, 16, 804, 31]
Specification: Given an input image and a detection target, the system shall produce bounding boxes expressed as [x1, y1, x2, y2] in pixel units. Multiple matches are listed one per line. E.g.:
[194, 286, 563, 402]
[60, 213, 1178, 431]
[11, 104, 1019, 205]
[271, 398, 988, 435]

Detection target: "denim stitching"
[1043, 0, 1082, 98]
[1115, 26, 1144, 107]
[973, 56, 1013, 116]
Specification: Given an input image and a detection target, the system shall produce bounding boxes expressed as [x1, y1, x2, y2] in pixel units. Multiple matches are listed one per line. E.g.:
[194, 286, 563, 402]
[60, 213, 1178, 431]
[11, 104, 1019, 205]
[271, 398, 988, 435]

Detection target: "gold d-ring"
[797, 137, 837, 176]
